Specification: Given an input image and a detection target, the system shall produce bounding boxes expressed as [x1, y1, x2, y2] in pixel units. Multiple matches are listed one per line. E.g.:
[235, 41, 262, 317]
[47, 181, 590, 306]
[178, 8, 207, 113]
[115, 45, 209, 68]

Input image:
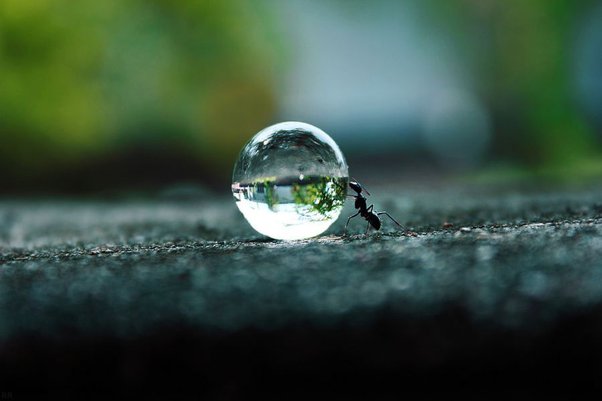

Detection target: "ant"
[345, 179, 404, 234]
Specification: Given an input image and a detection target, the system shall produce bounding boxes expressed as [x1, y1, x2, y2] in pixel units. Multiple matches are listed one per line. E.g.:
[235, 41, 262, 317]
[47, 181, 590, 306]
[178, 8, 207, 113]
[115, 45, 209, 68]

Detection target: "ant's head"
[349, 181, 362, 194]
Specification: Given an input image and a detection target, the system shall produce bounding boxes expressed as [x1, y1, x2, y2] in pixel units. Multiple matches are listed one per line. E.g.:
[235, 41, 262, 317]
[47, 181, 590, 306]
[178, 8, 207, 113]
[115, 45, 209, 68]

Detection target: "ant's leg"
[377, 211, 404, 229]
[345, 211, 361, 231]
[363, 205, 375, 235]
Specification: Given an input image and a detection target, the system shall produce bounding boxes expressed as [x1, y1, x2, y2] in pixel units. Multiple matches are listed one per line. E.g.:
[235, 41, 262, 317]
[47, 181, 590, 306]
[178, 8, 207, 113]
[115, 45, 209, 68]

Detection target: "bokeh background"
[2, 0, 602, 194]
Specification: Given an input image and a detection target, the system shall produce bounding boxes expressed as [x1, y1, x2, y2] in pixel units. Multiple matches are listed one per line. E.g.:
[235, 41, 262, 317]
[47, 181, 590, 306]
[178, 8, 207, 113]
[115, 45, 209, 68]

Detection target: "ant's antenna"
[350, 177, 370, 196]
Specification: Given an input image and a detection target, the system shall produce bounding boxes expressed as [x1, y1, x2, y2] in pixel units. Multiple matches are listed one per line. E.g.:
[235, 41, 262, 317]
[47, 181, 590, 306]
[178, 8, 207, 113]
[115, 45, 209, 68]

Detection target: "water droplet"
[232, 122, 348, 240]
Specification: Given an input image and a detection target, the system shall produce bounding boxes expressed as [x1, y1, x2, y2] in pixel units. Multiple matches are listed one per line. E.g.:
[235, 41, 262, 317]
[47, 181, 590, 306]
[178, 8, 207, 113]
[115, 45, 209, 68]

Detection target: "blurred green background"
[1, 0, 602, 194]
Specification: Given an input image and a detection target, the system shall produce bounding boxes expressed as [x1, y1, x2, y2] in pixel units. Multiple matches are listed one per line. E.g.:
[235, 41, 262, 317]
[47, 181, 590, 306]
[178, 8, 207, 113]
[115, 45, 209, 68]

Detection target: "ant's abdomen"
[368, 213, 381, 230]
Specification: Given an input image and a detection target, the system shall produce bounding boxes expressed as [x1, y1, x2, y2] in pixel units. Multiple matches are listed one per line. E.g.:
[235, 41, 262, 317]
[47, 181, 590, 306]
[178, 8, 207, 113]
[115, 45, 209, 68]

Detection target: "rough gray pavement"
[2, 182, 602, 395]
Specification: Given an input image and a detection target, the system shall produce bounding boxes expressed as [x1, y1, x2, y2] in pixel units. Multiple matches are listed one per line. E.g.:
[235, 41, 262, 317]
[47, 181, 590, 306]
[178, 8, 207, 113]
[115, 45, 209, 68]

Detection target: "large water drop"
[232, 122, 348, 240]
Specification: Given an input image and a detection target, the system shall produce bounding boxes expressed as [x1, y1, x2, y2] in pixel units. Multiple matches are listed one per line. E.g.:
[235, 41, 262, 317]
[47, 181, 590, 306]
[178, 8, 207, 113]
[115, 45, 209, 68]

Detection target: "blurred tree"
[426, 0, 599, 168]
[0, 0, 281, 191]
[481, 0, 597, 166]
[0, 0, 111, 173]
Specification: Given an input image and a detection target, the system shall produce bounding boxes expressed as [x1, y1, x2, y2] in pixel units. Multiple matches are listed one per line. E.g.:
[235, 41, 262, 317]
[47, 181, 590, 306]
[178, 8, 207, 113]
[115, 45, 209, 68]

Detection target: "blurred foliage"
[252, 176, 346, 218]
[292, 176, 347, 218]
[421, 0, 601, 169]
[483, 0, 597, 166]
[257, 178, 279, 210]
[1, 0, 602, 192]
[0, 0, 280, 185]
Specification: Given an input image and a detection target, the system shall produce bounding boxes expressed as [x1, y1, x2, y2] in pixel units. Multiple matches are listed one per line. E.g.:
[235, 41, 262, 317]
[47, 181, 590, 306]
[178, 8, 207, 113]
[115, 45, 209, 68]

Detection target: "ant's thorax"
[355, 196, 368, 211]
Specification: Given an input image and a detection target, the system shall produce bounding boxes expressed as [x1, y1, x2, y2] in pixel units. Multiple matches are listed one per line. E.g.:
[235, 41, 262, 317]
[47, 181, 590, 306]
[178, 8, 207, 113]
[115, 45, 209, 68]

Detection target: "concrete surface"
[2, 182, 602, 396]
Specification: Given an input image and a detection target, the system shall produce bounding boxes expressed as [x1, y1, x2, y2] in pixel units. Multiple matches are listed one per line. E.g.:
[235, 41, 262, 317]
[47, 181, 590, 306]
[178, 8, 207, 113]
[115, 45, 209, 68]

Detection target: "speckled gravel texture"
[2, 182, 602, 396]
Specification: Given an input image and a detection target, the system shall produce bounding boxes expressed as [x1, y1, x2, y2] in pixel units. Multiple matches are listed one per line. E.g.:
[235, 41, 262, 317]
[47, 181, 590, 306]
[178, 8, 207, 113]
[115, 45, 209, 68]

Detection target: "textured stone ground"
[2, 181, 602, 396]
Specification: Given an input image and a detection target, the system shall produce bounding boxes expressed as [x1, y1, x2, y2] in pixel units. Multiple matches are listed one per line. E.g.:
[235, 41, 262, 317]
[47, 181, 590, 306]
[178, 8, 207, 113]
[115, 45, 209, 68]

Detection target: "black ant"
[345, 179, 404, 233]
